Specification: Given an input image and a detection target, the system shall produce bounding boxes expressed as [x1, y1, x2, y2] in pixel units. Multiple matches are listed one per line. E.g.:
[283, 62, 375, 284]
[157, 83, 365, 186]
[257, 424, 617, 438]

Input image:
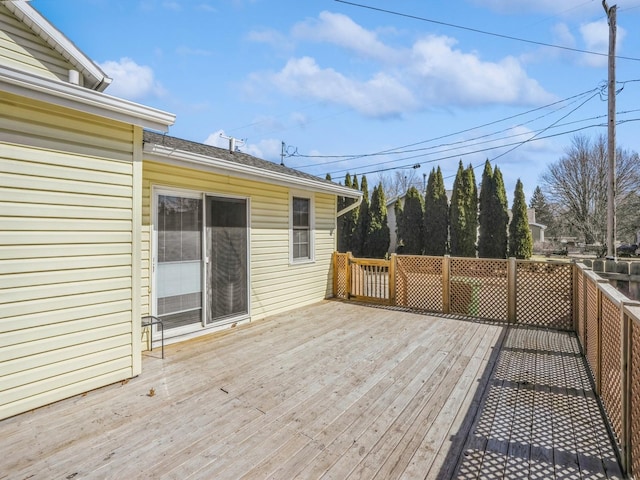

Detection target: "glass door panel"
[156, 194, 203, 330]
[206, 196, 248, 323]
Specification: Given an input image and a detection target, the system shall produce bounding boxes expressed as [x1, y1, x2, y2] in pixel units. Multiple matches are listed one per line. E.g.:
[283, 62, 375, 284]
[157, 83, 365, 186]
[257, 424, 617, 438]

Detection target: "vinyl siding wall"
[142, 161, 336, 324]
[0, 92, 141, 421]
[0, 4, 77, 84]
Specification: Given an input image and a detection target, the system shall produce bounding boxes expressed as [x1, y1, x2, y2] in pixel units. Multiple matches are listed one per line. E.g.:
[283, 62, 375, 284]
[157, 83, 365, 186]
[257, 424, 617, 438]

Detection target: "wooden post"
[346, 252, 353, 300]
[389, 254, 396, 306]
[597, 286, 603, 395]
[603, 1, 617, 258]
[442, 255, 450, 314]
[332, 252, 338, 298]
[508, 257, 517, 323]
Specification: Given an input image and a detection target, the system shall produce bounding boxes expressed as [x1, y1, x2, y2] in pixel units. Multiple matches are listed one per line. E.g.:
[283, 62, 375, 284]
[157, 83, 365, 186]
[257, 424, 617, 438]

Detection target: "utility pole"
[603, 1, 617, 258]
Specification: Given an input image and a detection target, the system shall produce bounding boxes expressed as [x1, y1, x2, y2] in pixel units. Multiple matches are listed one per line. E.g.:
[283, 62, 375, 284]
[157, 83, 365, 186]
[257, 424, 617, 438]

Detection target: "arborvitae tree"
[509, 179, 533, 259]
[461, 164, 478, 257]
[397, 186, 424, 254]
[449, 161, 466, 256]
[364, 183, 390, 258]
[492, 167, 509, 258]
[423, 166, 448, 256]
[529, 185, 555, 236]
[478, 160, 494, 258]
[352, 175, 369, 256]
[338, 173, 354, 252]
[477, 161, 508, 258]
[325, 173, 332, 181]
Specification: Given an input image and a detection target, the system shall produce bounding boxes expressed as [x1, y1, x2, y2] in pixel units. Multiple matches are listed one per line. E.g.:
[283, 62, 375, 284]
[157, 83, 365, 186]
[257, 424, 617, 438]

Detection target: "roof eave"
[0, 65, 175, 131]
[6, 0, 112, 91]
[144, 143, 362, 198]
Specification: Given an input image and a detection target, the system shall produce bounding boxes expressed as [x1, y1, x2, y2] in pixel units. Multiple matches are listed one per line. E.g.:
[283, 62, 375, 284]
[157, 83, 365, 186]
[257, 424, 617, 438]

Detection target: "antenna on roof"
[281, 141, 286, 166]
[219, 133, 245, 154]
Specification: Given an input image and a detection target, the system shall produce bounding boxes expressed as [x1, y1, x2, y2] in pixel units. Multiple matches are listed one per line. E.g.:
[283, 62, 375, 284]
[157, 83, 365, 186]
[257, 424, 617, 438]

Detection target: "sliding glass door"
[154, 190, 249, 335]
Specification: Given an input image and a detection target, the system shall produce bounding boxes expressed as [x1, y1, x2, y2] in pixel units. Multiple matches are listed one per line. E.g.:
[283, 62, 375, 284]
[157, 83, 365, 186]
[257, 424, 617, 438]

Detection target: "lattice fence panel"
[515, 261, 573, 330]
[576, 267, 585, 349]
[334, 253, 348, 299]
[630, 312, 640, 476]
[585, 278, 599, 382]
[395, 255, 443, 311]
[450, 258, 507, 321]
[600, 294, 623, 448]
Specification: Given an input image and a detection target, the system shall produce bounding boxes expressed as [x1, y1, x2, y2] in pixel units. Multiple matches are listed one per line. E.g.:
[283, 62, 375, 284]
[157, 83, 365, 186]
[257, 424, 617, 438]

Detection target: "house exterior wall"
[0, 4, 76, 85]
[142, 160, 337, 324]
[0, 91, 141, 421]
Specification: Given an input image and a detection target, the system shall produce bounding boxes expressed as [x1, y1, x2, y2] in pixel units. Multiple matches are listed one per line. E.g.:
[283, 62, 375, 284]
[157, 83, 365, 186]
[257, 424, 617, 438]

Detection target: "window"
[291, 195, 313, 262]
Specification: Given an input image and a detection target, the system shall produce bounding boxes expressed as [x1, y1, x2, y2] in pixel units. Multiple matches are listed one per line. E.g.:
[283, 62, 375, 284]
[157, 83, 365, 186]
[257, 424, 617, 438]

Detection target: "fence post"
[389, 254, 396, 306]
[443, 255, 450, 314]
[508, 257, 517, 323]
[572, 260, 578, 333]
[346, 252, 353, 300]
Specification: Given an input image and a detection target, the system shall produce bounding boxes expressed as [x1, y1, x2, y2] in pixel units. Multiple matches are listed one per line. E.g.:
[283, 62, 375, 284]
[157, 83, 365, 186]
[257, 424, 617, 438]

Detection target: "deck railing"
[333, 252, 574, 329]
[333, 252, 640, 476]
[574, 263, 640, 476]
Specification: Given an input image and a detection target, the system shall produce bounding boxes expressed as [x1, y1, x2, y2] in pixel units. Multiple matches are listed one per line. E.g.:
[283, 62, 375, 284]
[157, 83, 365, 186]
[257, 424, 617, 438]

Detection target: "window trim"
[289, 191, 315, 264]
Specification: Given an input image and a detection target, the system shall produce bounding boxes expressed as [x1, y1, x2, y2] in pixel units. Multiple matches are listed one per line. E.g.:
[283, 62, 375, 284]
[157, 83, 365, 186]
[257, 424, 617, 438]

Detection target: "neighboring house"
[0, 2, 360, 421]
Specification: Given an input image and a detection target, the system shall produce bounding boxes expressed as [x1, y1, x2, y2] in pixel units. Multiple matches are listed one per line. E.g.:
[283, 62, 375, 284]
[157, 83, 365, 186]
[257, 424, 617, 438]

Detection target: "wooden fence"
[333, 252, 574, 330]
[333, 252, 640, 476]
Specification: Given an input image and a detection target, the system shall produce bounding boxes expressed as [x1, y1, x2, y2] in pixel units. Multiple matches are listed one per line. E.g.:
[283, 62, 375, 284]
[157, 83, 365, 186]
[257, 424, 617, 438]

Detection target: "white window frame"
[289, 191, 315, 264]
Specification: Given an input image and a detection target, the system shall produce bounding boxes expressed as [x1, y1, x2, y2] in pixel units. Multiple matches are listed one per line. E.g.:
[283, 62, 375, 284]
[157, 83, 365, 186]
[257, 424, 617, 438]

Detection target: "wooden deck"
[0, 301, 623, 479]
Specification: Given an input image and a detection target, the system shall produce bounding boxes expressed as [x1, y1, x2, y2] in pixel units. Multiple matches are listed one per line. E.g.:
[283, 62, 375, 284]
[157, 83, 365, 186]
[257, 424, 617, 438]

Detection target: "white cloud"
[409, 35, 554, 106]
[247, 29, 294, 51]
[579, 19, 625, 67]
[204, 130, 230, 148]
[99, 57, 165, 100]
[249, 12, 554, 118]
[292, 11, 401, 63]
[268, 56, 415, 118]
[162, 1, 181, 11]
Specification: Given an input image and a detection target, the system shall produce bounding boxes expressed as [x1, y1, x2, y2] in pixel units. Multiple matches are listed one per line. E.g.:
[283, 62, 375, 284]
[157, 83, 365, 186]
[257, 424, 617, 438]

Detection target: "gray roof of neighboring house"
[143, 131, 361, 197]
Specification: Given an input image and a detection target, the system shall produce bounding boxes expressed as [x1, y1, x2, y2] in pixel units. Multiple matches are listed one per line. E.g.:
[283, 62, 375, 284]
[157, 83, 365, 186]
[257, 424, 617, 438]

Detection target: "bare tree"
[376, 170, 423, 201]
[541, 134, 640, 244]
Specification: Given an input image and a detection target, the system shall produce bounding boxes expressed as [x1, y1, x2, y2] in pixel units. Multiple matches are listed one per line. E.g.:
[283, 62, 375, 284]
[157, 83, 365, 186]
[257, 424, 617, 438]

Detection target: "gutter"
[337, 195, 363, 217]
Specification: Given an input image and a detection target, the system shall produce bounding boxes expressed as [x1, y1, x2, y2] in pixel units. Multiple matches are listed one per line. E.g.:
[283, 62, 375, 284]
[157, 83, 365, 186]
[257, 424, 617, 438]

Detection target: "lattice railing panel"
[450, 258, 507, 321]
[630, 310, 640, 476]
[585, 277, 599, 382]
[395, 255, 443, 311]
[515, 261, 573, 330]
[334, 253, 348, 299]
[576, 267, 585, 348]
[600, 293, 623, 447]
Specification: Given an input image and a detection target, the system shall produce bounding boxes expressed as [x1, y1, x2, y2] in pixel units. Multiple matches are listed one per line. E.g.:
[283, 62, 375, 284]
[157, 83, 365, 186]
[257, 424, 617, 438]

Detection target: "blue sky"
[34, 0, 640, 201]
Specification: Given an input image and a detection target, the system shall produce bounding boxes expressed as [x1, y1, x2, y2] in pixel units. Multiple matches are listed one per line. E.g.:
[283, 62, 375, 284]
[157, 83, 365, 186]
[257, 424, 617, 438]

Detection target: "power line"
[291, 87, 601, 164]
[334, 0, 640, 62]
[294, 88, 600, 167]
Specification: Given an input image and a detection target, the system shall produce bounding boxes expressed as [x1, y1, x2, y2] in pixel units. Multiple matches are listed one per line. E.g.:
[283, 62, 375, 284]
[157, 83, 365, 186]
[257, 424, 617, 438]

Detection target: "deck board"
[0, 301, 624, 479]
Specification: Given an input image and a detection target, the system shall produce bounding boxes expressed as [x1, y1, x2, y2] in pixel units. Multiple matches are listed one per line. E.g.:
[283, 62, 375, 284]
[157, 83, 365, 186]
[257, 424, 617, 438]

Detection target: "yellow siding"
[142, 161, 337, 324]
[0, 4, 78, 83]
[0, 93, 139, 420]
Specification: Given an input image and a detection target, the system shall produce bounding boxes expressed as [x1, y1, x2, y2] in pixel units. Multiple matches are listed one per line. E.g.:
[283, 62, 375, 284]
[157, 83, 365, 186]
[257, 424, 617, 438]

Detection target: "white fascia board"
[6, 0, 111, 91]
[144, 143, 362, 198]
[0, 65, 175, 131]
